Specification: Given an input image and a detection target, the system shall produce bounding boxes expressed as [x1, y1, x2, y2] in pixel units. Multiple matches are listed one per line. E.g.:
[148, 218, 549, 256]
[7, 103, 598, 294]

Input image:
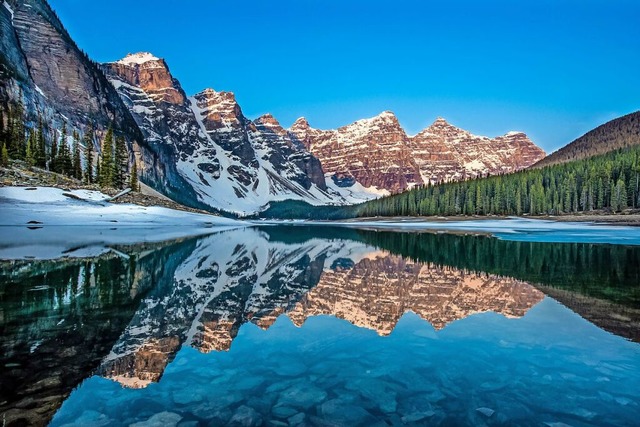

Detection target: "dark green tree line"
[356, 146, 640, 217]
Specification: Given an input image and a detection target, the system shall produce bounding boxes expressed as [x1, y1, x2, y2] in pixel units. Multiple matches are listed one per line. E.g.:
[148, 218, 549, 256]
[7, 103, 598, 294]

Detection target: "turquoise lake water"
[1, 224, 639, 426]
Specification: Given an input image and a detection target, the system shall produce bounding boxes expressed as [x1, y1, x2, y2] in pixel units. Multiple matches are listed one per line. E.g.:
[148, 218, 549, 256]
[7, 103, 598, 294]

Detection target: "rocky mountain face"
[0, 0, 202, 208]
[0, 0, 138, 135]
[98, 228, 543, 388]
[289, 113, 546, 193]
[103, 54, 346, 215]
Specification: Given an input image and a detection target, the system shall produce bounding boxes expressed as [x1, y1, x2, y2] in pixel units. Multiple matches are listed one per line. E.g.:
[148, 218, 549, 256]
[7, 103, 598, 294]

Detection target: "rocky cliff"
[0, 0, 139, 136]
[289, 113, 546, 193]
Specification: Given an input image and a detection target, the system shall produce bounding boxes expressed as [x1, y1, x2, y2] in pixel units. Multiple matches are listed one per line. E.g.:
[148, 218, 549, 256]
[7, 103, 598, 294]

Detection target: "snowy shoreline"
[0, 186, 243, 259]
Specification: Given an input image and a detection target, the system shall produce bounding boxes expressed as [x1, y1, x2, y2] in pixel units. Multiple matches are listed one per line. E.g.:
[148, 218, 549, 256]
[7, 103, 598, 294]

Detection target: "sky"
[48, 0, 640, 153]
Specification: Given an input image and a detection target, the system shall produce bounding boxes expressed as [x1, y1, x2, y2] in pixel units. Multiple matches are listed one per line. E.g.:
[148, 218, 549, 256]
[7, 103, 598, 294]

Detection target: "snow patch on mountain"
[116, 52, 160, 65]
[3, 1, 14, 22]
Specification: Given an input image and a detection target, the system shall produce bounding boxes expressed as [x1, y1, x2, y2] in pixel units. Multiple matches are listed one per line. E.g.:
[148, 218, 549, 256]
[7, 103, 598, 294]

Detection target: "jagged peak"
[378, 110, 397, 118]
[292, 117, 310, 127]
[255, 113, 281, 127]
[193, 88, 237, 103]
[431, 116, 458, 127]
[347, 110, 399, 128]
[290, 117, 317, 133]
[421, 116, 468, 135]
[504, 130, 526, 137]
[115, 52, 161, 65]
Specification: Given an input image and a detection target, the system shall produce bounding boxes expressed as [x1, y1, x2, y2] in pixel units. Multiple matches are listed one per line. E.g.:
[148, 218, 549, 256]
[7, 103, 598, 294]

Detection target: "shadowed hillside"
[534, 111, 640, 168]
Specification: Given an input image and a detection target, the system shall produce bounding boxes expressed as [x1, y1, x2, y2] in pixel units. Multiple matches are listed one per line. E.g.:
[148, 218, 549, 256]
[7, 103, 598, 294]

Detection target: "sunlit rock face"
[108, 53, 185, 105]
[289, 114, 546, 193]
[411, 118, 546, 185]
[97, 229, 543, 388]
[289, 112, 422, 193]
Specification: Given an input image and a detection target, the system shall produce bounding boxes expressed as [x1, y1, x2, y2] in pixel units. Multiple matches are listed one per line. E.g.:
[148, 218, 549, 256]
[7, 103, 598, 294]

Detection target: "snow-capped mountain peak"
[116, 52, 160, 65]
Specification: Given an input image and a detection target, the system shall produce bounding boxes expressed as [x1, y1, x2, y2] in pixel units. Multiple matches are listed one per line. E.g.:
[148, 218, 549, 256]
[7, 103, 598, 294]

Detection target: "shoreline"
[332, 214, 640, 227]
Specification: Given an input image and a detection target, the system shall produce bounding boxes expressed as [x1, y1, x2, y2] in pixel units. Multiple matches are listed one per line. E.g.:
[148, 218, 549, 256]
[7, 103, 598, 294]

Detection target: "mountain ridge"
[533, 110, 640, 168]
[289, 111, 545, 193]
[104, 53, 356, 215]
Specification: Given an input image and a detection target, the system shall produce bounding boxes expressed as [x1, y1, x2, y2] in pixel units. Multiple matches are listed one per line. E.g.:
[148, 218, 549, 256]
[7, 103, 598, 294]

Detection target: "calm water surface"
[1, 225, 639, 426]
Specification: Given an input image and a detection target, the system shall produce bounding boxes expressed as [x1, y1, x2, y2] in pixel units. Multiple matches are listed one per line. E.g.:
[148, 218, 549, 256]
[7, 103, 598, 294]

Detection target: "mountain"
[103, 53, 355, 215]
[1, 0, 545, 214]
[534, 110, 640, 168]
[289, 113, 545, 194]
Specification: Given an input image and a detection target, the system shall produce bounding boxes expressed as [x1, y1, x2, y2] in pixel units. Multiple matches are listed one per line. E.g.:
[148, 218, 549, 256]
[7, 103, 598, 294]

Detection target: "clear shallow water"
[51, 301, 640, 427]
[1, 225, 640, 426]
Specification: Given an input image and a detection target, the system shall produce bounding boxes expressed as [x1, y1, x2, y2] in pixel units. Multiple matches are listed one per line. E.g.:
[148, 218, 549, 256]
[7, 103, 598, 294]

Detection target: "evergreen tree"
[84, 127, 94, 184]
[95, 156, 101, 185]
[57, 123, 72, 175]
[35, 117, 46, 168]
[129, 158, 139, 191]
[72, 129, 82, 179]
[113, 135, 127, 188]
[612, 179, 627, 212]
[25, 130, 36, 166]
[8, 101, 26, 160]
[99, 126, 114, 187]
[1, 143, 8, 167]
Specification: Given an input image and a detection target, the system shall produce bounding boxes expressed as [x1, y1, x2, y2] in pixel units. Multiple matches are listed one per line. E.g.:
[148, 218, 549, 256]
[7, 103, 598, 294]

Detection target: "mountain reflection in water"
[99, 228, 545, 388]
[1, 225, 639, 426]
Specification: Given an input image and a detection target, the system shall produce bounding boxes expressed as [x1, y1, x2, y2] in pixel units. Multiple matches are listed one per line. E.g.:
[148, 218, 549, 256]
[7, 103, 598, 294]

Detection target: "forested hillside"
[534, 111, 640, 168]
[356, 146, 640, 217]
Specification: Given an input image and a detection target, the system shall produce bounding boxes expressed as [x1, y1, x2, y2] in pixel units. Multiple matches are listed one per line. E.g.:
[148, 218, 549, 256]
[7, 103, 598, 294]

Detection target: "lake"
[1, 223, 640, 426]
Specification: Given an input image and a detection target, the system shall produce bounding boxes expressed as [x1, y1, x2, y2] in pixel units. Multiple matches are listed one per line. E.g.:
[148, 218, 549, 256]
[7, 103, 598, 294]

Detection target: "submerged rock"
[400, 411, 436, 423]
[271, 405, 298, 419]
[476, 407, 495, 417]
[277, 383, 327, 410]
[130, 411, 182, 427]
[318, 399, 378, 425]
[228, 405, 262, 427]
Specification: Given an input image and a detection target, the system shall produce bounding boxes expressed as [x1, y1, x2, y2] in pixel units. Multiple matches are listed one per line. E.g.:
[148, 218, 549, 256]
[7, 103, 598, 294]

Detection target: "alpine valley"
[0, 0, 545, 215]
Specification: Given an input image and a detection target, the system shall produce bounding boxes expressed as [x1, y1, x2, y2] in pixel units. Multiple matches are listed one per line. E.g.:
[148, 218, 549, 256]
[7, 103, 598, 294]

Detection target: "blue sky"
[49, 0, 640, 152]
